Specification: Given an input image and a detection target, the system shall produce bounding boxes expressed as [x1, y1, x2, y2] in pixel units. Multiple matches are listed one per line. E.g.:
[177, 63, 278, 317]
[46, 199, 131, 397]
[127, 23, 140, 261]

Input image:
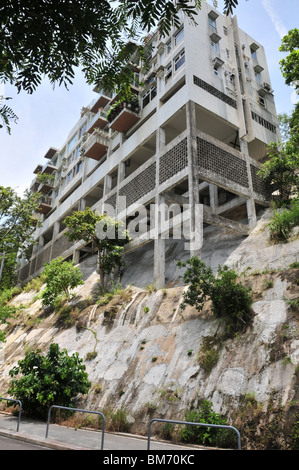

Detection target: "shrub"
[7, 343, 91, 419]
[41, 257, 84, 307]
[180, 400, 232, 448]
[268, 199, 299, 243]
[178, 258, 253, 336]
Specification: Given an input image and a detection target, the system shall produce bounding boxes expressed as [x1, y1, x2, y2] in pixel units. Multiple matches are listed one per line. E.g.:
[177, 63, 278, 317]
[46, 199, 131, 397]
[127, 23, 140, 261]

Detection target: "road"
[0, 435, 51, 450]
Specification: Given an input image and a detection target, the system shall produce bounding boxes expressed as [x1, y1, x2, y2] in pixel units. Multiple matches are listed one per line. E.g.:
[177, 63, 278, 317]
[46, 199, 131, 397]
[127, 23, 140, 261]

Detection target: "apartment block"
[18, 3, 280, 287]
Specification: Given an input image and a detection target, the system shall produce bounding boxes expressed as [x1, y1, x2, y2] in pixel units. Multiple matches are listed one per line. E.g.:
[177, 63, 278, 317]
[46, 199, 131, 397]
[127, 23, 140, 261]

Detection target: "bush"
[268, 199, 299, 243]
[180, 400, 232, 448]
[41, 257, 84, 307]
[7, 343, 91, 419]
[178, 258, 253, 336]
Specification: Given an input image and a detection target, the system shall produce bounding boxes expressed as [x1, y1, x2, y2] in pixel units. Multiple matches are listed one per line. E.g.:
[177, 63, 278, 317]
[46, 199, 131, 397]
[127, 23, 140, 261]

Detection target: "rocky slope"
[0, 209, 298, 449]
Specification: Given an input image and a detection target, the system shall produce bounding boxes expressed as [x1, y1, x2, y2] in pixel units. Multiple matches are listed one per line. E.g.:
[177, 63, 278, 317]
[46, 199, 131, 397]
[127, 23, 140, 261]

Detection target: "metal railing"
[147, 418, 242, 450]
[0, 397, 22, 432]
[45, 405, 106, 450]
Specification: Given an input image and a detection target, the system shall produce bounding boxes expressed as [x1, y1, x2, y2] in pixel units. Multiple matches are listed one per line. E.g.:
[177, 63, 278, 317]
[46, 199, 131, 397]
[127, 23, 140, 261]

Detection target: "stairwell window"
[174, 50, 185, 71]
[255, 71, 262, 83]
[174, 27, 184, 46]
[211, 40, 219, 53]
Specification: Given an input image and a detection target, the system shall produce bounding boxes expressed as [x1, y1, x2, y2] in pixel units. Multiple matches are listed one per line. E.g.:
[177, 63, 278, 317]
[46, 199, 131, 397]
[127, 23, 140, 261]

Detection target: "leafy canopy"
[0, 186, 41, 289]
[0, 0, 239, 132]
[41, 257, 84, 307]
[64, 208, 130, 293]
[7, 343, 91, 419]
[279, 28, 299, 90]
[178, 257, 253, 336]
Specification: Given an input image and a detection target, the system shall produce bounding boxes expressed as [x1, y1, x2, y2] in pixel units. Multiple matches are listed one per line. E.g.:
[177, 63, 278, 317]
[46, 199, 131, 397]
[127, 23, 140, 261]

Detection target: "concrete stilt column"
[209, 184, 218, 214]
[154, 195, 166, 290]
[73, 249, 80, 265]
[186, 101, 202, 258]
[239, 138, 257, 228]
[153, 127, 166, 289]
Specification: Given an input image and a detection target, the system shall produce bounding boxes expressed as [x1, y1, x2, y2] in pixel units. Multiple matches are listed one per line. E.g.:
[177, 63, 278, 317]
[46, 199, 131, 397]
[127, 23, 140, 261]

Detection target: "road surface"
[0, 435, 51, 450]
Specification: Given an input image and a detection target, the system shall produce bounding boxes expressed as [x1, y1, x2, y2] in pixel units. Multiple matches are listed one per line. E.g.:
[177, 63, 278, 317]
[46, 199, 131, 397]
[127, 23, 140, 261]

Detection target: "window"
[208, 17, 216, 29]
[174, 28, 184, 46]
[255, 71, 262, 83]
[174, 50, 185, 71]
[223, 26, 228, 35]
[66, 171, 72, 184]
[166, 39, 172, 55]
[258, 94, 266, 108]
[79, 123, 87, 138]
[226, 48, 230, 58]
[67, 134, 77, 153]
[250, 47, 257, 60]
[165, 63, 172, 82]
[211, 40, 219, 53]
[142, 85, 157, 108]
[76, 161, 83, 173]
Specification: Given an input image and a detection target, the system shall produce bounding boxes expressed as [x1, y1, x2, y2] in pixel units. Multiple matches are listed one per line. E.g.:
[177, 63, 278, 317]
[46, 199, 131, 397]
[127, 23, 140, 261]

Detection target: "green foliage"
[279, 28, 299, 90]
[0, 286, 22, 342]
[41, 257, 84, 308]
[0, 1, 238, 132]
[0, 101, 18, 134]
[268, 199, 299, 243]
[178, 257, 253, 336]
[0, 186, 41, 290]
[7, 343, 91, 419]
[180, 400, 231, 448]
[64, 208, 130, 293]
[258, 141, 299, 206]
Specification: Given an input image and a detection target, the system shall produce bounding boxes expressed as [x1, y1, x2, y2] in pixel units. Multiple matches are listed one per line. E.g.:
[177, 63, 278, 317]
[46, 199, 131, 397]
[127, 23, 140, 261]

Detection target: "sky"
[1, 0, 298, 196]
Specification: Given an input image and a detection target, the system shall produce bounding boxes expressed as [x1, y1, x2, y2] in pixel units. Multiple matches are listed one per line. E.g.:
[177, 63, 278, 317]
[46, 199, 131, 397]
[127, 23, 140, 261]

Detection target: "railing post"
[0, 397, 22, 432]
[45, 405, 105, 450]
[147, 418, 241, 450]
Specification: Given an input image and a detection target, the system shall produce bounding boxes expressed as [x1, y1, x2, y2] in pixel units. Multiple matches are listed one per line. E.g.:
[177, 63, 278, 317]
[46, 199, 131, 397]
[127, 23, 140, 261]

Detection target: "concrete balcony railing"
[89, 89, 113, 113]
[82, 129, 109, 161]
[108, 98, 140, 133]
[87, 110, 108, 133]
[37, 195, 53, 215]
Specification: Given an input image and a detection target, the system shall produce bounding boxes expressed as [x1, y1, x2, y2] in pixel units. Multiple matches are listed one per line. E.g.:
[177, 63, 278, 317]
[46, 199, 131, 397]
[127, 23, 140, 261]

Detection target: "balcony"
[90, 90, 112, 113]
[37, 195, 52, 214]
[37, 176, 55, 194]
[33, 164, 43, 175]
[82, 130, 109, 160]
[108, 98, 140, 133]
[40, 161, 57, 175]
[87, 110, 108, 133]
[43, 147, 58, 160]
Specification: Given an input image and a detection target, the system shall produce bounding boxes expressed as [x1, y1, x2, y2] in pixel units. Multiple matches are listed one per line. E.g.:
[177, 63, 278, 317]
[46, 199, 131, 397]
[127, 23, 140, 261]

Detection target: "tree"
[0, 186, 40, 289]
[41, 257, 84, 308]
[178, 257, 253, 336]
[63, 208, 130, 293]
[279, 28, 299, 91]
[7, 343, 91, 419]
[258, 139, 299, 206]
[0, 0, 239, 132]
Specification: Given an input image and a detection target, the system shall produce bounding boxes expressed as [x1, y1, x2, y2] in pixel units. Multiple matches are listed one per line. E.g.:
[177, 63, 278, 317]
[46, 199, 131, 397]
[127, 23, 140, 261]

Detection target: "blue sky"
[1, 0, 298, 196]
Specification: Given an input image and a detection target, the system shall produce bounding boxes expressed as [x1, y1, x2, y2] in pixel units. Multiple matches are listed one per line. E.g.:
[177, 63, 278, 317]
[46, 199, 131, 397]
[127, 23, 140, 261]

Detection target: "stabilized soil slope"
[0, 210, 298, 449]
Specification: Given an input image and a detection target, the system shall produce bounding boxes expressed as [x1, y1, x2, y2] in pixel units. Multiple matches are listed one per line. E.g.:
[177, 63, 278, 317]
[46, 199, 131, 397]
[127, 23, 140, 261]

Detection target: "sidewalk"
[0, 412, 204, 451]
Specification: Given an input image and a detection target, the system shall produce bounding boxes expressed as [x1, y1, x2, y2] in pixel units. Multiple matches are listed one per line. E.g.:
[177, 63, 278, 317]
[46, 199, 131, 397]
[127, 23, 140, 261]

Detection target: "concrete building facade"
[18, 3, 280, 287]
